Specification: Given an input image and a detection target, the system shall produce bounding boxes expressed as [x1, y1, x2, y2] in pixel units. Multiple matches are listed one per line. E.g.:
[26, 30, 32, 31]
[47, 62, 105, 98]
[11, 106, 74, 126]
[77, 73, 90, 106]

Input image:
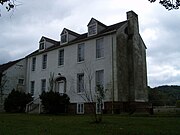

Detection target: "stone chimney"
[126, 11, 139, 35]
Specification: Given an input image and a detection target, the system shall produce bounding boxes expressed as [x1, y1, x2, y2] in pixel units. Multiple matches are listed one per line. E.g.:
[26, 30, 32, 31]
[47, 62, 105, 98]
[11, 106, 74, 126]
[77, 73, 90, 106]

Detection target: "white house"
[25, 11, 148, 114]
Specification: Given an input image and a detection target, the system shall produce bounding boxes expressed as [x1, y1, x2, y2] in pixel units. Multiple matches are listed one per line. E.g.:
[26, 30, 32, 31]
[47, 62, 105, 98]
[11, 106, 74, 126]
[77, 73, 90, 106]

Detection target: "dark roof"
[28, 20, 128, 57]
[40, 36, 59, 45]
[61, 28, 80, 37]
[0, 59, 22, 73]
[87, 18, 107, 28]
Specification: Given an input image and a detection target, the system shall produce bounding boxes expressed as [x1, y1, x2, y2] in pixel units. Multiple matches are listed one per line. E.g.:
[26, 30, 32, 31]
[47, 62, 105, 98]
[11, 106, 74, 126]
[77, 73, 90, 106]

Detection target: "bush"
[176, 100, 180, 108]
[4, 89, 33, 113]
[40, 91, 70, 114]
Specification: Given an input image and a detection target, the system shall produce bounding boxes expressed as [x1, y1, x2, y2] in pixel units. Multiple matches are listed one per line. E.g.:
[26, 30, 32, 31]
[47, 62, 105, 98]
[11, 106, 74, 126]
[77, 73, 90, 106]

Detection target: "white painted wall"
[26, 34, 117, 103]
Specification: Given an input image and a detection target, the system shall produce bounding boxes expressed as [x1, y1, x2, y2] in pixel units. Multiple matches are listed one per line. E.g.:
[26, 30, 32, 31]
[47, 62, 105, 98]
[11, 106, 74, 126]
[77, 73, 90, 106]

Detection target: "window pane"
[61, 34, 67, 43]
[42, 54, 47, 69]
[59, 50, 64, 66]
[77, 74, 84, 93]
[96, 38, 104, 58]
[31, 81, 35, 96]
[78, 43, 84, 62]
[88, 24, 97, 36]
[96, 70, 104, 87]
[41, 79, 46, 93]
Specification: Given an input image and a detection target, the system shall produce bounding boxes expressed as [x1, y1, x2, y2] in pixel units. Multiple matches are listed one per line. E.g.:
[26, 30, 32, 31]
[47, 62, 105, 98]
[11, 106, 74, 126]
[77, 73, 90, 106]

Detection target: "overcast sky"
[0, 0, 180, 87]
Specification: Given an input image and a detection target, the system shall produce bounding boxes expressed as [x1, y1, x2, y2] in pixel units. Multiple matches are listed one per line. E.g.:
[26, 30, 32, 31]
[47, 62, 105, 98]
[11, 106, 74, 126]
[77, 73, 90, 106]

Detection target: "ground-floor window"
[77, 103, 84, 114]
[96, 102, 104, 114]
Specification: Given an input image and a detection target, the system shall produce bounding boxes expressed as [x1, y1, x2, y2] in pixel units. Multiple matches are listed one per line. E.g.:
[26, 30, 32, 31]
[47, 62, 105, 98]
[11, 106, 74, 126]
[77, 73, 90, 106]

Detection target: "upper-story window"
[58, 49, 64, 66]
[31, 57, 36, 71]
[42, 54, 47, 69]
[61, 31, 68, 44]
[18, 79, 24, 85]
[96, 38, 104, 59]
[39, 39, 45, 50]
[77, 43, 85, 62]
[77, 73, 84, 93]
[88, 23, 97, 36]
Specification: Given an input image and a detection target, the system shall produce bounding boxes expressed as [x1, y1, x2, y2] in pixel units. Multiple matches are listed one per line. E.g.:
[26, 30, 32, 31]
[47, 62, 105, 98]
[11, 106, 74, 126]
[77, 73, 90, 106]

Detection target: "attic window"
[39, 39, 45, 50]
[61, 31, 68, 44]
[88, 23, 97, 36]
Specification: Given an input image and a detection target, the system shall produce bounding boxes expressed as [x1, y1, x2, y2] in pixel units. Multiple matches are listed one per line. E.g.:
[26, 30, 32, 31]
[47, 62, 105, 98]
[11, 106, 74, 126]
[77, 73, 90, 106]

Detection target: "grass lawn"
[0, 113, 180, 135]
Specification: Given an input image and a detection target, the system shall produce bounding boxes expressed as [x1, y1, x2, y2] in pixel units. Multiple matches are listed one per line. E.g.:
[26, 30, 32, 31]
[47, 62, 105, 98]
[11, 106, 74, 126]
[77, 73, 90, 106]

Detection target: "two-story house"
[25, 11, 148, 114]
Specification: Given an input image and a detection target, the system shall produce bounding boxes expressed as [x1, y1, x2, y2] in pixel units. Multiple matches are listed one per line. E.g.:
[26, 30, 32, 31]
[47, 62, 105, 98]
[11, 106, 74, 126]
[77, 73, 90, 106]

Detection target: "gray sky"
[0, 0, 180, 87]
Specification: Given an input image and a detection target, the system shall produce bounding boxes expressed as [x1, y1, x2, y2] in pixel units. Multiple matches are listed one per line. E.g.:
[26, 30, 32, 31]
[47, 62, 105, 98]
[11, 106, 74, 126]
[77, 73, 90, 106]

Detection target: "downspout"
[111, 35, 114, 114]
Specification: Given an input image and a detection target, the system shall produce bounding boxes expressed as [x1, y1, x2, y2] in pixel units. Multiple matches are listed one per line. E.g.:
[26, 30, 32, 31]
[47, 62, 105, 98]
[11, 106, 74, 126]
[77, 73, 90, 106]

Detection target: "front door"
[58, 81, 64, 94]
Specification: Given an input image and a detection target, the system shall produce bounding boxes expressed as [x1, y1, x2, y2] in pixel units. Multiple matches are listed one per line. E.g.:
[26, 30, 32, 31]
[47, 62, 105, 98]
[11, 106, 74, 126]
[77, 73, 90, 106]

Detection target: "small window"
[39, 40, 45, 50]
[30, 81, 35, 96]
[96, 38, 104, 59]
[32, 57, 36, 71]
[18, 79, 24, 85]
[77, 103, 84, 114]
[77, 43, 85, 62]
[61, 31, 68, 44]
[58, 49, 64, 66]
[41, 79, 46, 93]
[42, 54, 47, 69]
[88, 24, 97, 36]
[77, 73, 84, 93]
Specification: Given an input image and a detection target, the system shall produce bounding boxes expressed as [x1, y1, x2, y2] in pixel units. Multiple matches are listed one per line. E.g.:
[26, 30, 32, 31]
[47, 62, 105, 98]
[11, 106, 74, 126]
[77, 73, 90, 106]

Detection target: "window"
[88, 24, 97, 36]
[77, 43, 84, 62]
[96, 70, 104, 87]
[32, 57, 36, 71]
[30, 81, 35, 96]
[96, 102, 104, 114]
[58, 49, 64, 66]
[41, 79, 46, 93]
[18, 79, 24, 85]
[42, 54, 47, 69]
[39, 41, 45, 50]
[96, 38, 104, 58]
[77, 73, 84, 93]
[77, 103, 84, 114]
[61, 31, 68, 43]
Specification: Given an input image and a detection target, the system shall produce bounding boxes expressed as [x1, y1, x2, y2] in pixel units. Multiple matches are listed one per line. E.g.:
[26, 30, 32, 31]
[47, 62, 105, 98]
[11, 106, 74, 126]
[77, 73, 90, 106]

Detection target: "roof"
[40, 36, 59, 45]
[0, 59, 23, 73]
[61, 28, 80, 37]
[27, 20, 128, 57]
[87, 18, 107, 28]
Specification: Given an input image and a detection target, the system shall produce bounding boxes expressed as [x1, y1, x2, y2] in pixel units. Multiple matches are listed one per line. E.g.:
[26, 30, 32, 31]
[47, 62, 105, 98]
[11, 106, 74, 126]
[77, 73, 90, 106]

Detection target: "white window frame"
[88, 23, 97, 36]
[77, 103, 84, 114]
[42, 54, 47, 69]
[77, 73, 84, 94]
[41, 79, 46, 93]
[30, 81, 35, 96]
[96, 38, 104, 59]
[31, 57, 36, 71]
[18, 78, 24, 85]
[39, 39, 45, 50]
[77, 43, 85, 62]
[58, 49, 64, 66]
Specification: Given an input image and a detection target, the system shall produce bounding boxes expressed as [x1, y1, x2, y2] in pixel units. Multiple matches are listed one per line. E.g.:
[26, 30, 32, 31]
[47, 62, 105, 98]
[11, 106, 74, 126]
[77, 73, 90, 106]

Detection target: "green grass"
[0, 113, 180, 135]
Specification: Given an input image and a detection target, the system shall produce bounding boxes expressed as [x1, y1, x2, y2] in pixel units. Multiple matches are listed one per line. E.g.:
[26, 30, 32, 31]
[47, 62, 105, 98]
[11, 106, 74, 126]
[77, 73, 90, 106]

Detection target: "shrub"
[4, 89, 33, 113]
[40, 91, 70, 114]
[176, 100, 180, 108]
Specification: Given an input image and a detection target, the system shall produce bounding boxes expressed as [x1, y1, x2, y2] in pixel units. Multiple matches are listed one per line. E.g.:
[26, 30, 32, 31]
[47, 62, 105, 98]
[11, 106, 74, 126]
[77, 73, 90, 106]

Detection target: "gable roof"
[0, 59, 23, 73]
[40, 36, 59, 45]
[60, 28, 80, 37]
[87, 18, 107, 28]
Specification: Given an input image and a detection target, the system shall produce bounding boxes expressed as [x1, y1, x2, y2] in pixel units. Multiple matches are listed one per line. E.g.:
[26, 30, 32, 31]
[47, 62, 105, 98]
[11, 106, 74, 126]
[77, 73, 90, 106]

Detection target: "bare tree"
[0, 73, 7, 103]
[48, 72, 55, 92]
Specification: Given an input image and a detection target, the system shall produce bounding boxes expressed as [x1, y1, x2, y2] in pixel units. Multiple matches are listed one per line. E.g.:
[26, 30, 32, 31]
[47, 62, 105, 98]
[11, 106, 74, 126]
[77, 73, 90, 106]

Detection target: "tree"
[149, 0, 180, 10]
[0, 0, 15, 11]
[0, 73, 7, 104]
[4, 89, 33, 113]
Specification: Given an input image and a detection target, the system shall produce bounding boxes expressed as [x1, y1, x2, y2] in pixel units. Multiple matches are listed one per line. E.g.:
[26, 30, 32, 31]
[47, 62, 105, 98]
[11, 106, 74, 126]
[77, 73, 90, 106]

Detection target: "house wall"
[2, 59, 26, 98]
[26, 34, 116, 103]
